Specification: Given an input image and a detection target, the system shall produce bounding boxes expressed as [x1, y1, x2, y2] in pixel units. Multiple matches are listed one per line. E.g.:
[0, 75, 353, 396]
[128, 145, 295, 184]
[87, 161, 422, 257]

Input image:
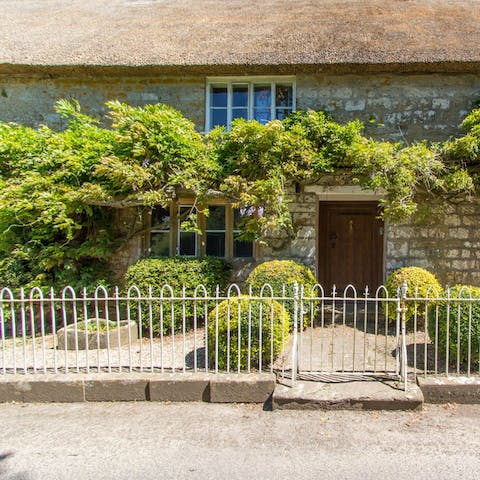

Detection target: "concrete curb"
[0, 373, 276, 404]
[210, 374, 275, 403]
[10, 373, 480, 407]
[417, 376, 480, 404]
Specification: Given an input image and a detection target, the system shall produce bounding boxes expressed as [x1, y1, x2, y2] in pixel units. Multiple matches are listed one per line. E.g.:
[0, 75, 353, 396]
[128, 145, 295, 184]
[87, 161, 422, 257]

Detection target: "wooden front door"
[318, 202, 384, 292]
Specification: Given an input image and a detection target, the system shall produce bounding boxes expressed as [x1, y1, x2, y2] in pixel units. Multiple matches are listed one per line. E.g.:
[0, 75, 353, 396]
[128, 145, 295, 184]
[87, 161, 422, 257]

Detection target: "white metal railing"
[1, 283, 479, 387]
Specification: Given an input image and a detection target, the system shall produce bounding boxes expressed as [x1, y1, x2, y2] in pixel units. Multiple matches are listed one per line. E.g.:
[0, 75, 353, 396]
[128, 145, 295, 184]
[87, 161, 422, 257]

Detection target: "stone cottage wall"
[111, 191, 319, 286]
[82, 193, 480, 289]
[297, 73, 480, 143]
[2, 70, 480, 286]
[1, 72, 480, 142]
[0, 74, 205, 130]
[386, 200, 480, 287]
[230, 191, 318, 284]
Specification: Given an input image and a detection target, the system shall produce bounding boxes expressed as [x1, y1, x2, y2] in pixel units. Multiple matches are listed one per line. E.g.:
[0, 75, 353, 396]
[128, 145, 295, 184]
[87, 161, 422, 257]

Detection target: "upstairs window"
[206, 77, 295, 131]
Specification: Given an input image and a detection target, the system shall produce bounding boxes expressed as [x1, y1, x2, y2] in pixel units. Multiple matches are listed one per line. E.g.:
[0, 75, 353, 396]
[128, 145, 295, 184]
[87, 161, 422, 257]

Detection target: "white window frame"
[205, 76, 296, 132]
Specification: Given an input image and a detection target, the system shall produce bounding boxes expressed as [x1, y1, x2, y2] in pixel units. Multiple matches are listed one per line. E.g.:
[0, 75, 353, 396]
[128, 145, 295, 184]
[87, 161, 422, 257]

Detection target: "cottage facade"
[1, 0, 480, 289]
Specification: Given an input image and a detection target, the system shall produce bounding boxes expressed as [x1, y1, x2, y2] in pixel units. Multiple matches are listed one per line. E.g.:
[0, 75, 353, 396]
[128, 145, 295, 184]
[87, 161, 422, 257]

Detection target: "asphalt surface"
[1, 402, 479, 480]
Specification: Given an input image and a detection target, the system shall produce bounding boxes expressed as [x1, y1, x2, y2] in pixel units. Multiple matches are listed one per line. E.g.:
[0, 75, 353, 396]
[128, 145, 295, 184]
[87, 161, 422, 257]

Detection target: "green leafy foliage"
[0, 99, 479, 290]
[207, 296, 290, 370]
[0, 101, 208, 290]
[443, 108, 480, 166]
[246, 260, 316, 327]
[124, 257, 232, 335]
[384, 266, 442, 328]
[428, 285, 480, 368]
[208, 111, 365, 241]
[352, 141, 474, 221]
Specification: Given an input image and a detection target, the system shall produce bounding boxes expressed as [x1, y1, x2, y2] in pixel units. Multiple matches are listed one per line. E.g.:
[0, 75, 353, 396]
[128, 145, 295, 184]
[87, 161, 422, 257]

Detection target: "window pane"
[233, 209, 253, 258]
[211, 109, 228, 128]
[232, 108, 248, 121]
[232, 85, 248, 107]
[206, 206, 225, 230]
[179, 205, 196, 256]
[234, 208, 245, 228]
[179, 206, 192, 217]
[206, 232, 225, 257]
[206, 206, 225, 257]
[150, 232, 170, 257]
[254, 85, 271, 108]
[210, 86, 227, 107]
[254, 85, 272, 124]
[276, 85, 293, 108]
[253, 109, 271, 124]
[179, 232, 196, 256]
[275, 107, 293, 121]
[234, 237, 253, 258]
[151, 206, 169, 230]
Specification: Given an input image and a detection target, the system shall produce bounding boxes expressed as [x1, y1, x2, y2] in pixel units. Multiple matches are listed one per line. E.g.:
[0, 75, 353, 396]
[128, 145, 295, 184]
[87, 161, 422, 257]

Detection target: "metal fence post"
[291, 282, 299, 385]
[400, 281, 408, 391]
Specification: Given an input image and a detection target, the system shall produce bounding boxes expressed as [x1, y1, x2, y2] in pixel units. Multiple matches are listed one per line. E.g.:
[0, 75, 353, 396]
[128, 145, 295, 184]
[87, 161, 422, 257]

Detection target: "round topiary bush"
[246, 260, 316, 328]
[428, 285, 480, 369]
[384, 266, 442, 329]
[207, 296, 290, 371]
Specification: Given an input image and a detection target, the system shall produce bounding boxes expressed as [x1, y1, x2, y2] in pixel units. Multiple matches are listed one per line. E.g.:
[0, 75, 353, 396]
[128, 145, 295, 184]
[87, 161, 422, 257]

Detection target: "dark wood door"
[318, 202, 384, 292]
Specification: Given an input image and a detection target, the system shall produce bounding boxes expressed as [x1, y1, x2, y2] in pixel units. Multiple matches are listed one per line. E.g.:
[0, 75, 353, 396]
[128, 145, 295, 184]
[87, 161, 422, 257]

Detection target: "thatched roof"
[1, 0, 480, 75]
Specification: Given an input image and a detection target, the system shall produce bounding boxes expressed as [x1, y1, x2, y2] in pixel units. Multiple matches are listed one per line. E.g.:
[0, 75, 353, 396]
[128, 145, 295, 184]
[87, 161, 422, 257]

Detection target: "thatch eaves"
[1, 0, 480, 75]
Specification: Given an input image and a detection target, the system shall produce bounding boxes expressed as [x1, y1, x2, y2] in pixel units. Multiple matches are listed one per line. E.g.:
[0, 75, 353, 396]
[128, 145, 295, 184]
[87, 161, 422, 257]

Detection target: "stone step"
[272, 379, 424, 410]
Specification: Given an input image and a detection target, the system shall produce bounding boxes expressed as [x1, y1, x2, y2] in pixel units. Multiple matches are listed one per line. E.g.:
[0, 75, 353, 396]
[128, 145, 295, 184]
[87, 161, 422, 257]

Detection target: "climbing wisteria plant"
[0, 100, 478, 288]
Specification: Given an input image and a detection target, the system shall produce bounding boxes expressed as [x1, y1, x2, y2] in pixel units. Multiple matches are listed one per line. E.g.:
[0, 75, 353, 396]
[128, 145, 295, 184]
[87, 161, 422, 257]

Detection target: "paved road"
[1, 402, 479, 480]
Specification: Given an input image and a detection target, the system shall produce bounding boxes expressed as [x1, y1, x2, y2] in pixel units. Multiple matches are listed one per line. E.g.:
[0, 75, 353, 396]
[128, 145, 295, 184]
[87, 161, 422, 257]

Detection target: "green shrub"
[246, 260, 316, 327]
[428, 285, 480, 369]
[124, 257, 232, 335]
[384, 266, 442, 329]
[207, 296, 290, 371]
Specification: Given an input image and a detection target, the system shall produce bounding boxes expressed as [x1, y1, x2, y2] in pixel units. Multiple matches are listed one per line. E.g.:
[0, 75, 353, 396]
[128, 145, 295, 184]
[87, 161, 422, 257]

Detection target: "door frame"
[316, 200, 386, 290]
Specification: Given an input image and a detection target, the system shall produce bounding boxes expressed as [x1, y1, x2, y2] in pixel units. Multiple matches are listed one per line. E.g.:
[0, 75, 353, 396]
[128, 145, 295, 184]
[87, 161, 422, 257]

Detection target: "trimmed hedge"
[428, 285, 480, 369]
[384, 266, 442, 328]
[207, 296, 290, 371]
[246, 260, 316, 328]
[124, 257, 232, 335]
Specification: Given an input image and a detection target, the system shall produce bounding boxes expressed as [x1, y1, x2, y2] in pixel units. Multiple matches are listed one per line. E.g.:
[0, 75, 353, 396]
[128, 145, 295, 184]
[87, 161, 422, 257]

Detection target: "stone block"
[149, 374, 210, 402]
[210, 373, 276, 403]
[345, 99, 366, 111]
[273, 380, 423, 411]
[417, 376, 480, 404]
[448, 228, 469, 239]
[0, 375, 85, 403]
[84, 374, 148, 402]
[0, 380, 23, 403]
[295, 226, 316, 239]
[432, 98, 450, 110]
[57, 320, 138, 350]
